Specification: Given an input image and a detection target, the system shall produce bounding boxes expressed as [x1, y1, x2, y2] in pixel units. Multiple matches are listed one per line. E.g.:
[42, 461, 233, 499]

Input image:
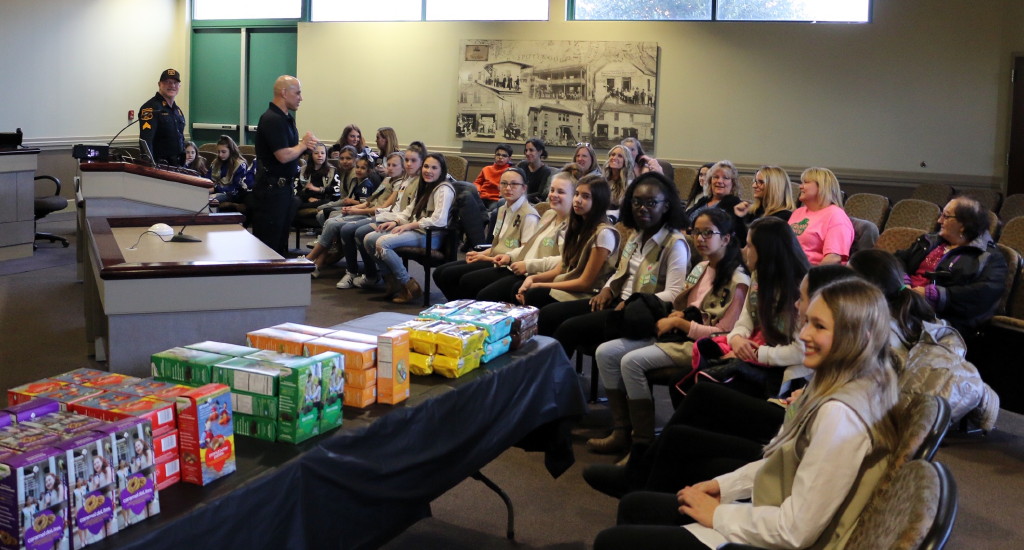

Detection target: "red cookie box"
[152, 429, 179, 465]
[7, 379, 73, 405]
[32, 383, 106, 411]
[154, 455, 181, 490]
[176, 384, 236, 486]
[69, 393, 176, 436]
[52, 368, 142, 391]
[117, 378, 195, 401]
[49, 367, 110, 385]
[2, 397, 60, 423]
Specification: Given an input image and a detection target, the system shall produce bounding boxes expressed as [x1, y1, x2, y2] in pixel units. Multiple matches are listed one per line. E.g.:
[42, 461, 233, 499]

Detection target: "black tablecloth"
[93, 313, 586, 550]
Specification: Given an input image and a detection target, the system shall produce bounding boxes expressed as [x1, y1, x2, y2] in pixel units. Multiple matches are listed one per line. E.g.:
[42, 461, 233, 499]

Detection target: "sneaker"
[311, 266, 320, 279]
[335, 272, 356, 289]
[353, 274, 381, 289]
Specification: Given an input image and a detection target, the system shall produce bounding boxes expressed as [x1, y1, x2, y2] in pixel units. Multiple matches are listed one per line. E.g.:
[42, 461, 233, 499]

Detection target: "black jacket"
[895, 232, 1008, 333]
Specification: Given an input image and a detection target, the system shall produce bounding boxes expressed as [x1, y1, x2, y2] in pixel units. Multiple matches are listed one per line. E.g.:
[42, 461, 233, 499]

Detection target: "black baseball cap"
[160, 69, 181, 82]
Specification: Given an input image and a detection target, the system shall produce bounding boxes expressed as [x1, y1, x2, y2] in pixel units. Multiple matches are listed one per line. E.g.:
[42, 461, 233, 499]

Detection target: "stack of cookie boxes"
[0, 394, 163, 549]
[388, 300, 538, 378]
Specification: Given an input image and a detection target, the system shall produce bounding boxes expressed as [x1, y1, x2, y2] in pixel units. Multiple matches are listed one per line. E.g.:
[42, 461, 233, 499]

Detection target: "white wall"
[0, 0, 188, 146]
[297, 0, 1016, 183]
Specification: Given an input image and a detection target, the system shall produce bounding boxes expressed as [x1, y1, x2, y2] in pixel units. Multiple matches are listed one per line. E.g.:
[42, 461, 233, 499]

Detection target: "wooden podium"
[84, 213, 314, 376]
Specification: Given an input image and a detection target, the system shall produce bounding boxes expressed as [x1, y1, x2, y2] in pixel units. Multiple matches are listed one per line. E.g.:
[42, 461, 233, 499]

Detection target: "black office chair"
[34, 175, 69, 247]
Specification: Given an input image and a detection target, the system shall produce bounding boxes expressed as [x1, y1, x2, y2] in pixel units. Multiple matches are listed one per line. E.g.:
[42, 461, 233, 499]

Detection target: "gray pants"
[595, 337, 676, 400]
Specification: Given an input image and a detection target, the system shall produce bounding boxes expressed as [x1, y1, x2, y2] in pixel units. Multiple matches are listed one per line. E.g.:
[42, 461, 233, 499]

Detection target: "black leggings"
[594, 492, 706, 550]
[542, 300, 621, 356]
[432, 260, 494, 300]
[475, 272, 525, 303]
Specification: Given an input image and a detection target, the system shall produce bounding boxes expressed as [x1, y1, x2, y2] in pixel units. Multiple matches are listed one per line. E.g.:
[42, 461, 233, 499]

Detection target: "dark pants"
[543, 300, 618, 356]
[594, 492, 705, 550]
[252, 179, 297, 255]
[474, 271, 524, 302]
[433, 260, 494, 300]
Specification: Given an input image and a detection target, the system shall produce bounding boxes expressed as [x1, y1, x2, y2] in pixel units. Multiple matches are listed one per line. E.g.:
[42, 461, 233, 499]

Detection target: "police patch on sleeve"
[140, 108, 154, 121]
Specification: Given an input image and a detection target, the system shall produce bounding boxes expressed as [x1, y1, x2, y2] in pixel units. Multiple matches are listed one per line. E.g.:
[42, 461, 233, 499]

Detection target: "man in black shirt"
[139, 69, 186, 165]
[253, 75, 317, 255]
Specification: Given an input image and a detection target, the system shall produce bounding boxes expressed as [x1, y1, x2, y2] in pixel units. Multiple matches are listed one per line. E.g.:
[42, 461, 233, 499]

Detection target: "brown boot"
[587, 389, 631, 454]
[628, 399, 656, 447]
[392, 278, 422, 304]
[382, 275, 400, 299]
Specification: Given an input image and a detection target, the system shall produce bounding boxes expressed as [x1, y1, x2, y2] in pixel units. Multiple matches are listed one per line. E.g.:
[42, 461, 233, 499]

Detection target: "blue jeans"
[318, 215, 373, 273]
[366, 229, 443, 284]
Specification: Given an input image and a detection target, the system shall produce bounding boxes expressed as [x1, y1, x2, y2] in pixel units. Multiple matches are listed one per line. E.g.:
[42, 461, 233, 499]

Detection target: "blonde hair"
[603, 144, 634, 207]
[764, 279, 898, 456]
[704, 160, 739, 199]
[800, 167, 843, 208]
[755, 166, 796, 216]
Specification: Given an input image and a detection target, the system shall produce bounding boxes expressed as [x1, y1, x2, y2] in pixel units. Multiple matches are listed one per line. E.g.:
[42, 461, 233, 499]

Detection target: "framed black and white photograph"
[456, 39, 659, 151]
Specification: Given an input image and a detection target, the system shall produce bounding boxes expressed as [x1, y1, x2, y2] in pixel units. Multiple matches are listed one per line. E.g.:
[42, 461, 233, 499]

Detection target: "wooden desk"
[84, 213, 314, 376]
[0, 148, 40, 260]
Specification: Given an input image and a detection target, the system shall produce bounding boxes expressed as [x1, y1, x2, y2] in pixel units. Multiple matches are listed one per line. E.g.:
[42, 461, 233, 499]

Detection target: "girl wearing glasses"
[682, 160, 742, 229]
[546, 173, 690, 359]
[595, 278, 898, 550]
[433, 167, 540, 299]
[475, 144, 515, 207]
[516, 174, 619, 308]
[587, 207, 750, 456]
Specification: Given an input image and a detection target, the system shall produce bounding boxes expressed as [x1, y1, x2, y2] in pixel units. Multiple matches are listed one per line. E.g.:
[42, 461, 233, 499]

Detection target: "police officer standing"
[139, 69, 186, 165]
[253, 75, 317, 255]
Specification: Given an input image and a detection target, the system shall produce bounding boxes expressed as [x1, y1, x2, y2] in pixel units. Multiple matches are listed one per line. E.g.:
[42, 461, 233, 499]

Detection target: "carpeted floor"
[3, 215, 1023, 549]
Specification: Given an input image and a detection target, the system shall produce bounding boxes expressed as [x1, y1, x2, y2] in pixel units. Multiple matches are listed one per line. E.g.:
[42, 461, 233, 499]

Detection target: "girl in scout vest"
[581, 265, 859, 501]
[366, 152, 455, 303]
[467, 170, 578, 302]
[207, 135, 248, 203]
[517, 175, 619, 307]
[587, 208, 750, 456]
[547, 172, 690, 355]
[305, 152, 403, 280]
[351, 143, 426, 289]
[432, 167, 540, 298]
[294, 142, 340, 228]
[595, 278, 899, 550]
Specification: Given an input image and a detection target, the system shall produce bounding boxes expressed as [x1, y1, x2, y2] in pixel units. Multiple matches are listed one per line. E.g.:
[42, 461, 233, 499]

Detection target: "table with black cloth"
[90, 312, 586, 550]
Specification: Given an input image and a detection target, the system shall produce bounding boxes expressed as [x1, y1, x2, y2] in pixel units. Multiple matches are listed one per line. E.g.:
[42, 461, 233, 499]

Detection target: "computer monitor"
[138, 138, 156, 165]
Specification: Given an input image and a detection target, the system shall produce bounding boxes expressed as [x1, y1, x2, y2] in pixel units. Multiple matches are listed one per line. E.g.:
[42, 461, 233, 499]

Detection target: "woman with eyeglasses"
[733, 166, 795, 224]
[433, 167, 540, 299]
[682, 160, 742, 229]
[544, 173, 690, 359]
[516, 174, 619, 308]
[587, 207, 750, 457]
[788, 167, 854, 265]
[894, 195, 1007, 334]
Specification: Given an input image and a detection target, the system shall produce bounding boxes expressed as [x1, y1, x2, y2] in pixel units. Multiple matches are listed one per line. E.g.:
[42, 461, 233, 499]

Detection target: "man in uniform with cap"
[139, 69, 186, 165]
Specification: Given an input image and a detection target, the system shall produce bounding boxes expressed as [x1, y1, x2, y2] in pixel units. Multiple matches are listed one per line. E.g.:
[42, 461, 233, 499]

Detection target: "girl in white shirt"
[595, 278, 899, 550]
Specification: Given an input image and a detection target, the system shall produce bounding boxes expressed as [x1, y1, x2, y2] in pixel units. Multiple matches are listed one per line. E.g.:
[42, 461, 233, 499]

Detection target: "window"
[194, 0, 302, 20]
[570, 0, 870, 22]
[312, 0, 548, 22]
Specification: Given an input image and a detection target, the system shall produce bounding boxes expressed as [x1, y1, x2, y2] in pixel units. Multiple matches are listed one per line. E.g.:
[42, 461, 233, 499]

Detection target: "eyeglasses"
[499, 181, 524, 187]
[575, 142, 591, 148]
[161, 80, 180, 87]
[939, 211, 957, 221]
[692, 229, 722, 239]
[631, 198, 666, 209]
[495, 153, 510, 158]
[753, 179, 767, 186]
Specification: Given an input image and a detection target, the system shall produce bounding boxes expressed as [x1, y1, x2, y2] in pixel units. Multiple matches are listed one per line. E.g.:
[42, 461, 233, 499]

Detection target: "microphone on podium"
[172, 201, 212, 243]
